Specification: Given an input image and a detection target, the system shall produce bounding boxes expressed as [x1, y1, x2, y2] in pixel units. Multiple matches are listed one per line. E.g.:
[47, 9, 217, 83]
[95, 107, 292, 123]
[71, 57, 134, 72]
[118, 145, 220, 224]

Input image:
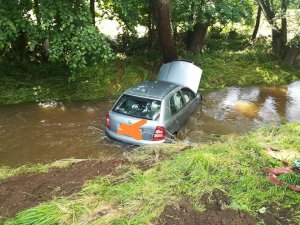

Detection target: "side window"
[170, 91, 185, 116]
[181, 88, 196, 104]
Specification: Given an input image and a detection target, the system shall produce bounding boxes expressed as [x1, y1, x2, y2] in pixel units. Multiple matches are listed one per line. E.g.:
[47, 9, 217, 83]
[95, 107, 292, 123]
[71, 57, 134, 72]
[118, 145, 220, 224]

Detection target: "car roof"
[125, 80, 180, 100]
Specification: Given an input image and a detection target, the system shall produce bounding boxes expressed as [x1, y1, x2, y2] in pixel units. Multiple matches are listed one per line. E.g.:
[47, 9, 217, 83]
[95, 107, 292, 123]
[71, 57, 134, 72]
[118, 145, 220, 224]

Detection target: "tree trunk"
[258, 0, 297, 66]
[281, 0, 288, 45]
[258, 0, 287, 59]
[33, 0, 41, 26]
[251, 5, 261, 40]
[148, 0, 156, 47]
[258, 0, 275, 25]
[284, 46, 300, 66]
[186, 23, 208, 52]
[12, 32, 27, 63]
[272, 29, 287, 59]
[90, 0, 95, 25]
[153, 0, 177, 63]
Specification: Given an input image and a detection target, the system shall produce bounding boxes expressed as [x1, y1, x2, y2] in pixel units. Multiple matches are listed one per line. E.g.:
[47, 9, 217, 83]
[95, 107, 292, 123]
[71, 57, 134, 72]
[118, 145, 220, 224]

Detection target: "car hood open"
[157, 60, 202, 93]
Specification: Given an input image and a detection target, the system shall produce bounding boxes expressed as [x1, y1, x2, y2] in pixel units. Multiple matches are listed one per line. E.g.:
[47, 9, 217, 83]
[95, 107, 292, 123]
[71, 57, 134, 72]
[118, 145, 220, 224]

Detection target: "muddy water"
[183, 81, 300, 142]
[0, 100, 126, 167]
[0, 81, 300, 166]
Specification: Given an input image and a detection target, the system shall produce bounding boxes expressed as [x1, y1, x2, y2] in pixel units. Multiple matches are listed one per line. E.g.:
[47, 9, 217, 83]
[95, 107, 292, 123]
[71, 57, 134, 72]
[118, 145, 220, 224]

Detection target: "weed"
[5, 123, 300, 224]
[1, 38, 299, 105]
[278, 173, 300, 186]
[0, 159, 84, 181]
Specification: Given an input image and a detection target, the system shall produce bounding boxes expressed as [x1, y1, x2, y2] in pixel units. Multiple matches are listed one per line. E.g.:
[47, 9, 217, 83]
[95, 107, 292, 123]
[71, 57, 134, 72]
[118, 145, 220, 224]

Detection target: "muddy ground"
[0, 159, 126, 218]
[0, 160, 297, 224]
[155, 189, 297, 225]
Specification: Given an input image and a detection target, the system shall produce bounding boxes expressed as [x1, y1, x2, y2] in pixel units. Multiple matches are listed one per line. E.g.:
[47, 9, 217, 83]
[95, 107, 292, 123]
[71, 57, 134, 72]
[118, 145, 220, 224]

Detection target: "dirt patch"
[0, 159, 126, 218]
[156, 189, 299, 225]
[257, 202, 298, 225]
[155, 189, 257, 225]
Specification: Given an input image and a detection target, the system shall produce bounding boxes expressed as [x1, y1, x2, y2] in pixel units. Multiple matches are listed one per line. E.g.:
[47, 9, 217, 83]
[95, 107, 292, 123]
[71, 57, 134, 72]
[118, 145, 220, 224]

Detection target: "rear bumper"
[105, 128, 165, 145]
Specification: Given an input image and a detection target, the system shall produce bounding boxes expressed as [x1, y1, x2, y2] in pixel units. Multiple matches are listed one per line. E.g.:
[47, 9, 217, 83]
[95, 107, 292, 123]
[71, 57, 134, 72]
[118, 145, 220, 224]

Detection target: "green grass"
[5, 123, 300, 224]
[278, 173, 300, 186]
[185, 48, 299, 91]
[1, 38, 299, 105]
[0, 57, 157, 104]
[0, 159, 84, 181]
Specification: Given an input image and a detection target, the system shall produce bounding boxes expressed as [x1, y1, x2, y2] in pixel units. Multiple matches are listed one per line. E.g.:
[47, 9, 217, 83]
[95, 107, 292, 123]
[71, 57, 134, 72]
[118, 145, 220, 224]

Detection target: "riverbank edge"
[2, 123, 300, 224]
[1, 49, 299, 105]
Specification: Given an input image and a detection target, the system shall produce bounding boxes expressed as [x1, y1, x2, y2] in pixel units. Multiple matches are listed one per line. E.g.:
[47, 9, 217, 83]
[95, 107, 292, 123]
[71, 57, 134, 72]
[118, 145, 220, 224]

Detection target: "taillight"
[153, 126, 166, 141]
[105, 114, 110, 128]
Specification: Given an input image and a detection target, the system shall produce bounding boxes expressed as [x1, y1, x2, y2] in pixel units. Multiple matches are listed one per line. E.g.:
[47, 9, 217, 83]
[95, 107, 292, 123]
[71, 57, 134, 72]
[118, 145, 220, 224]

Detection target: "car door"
[168, 90, 186, 134]
[180, 87, 198, 112]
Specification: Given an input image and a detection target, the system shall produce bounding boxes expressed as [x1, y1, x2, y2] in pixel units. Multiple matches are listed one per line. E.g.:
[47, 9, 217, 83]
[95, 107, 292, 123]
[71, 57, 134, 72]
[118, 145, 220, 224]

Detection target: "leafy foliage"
[171, 0, 253, 32]
[0, 0, 34, 53]
[1, 38, 299, 105]
[100, 0, 149, 35]
[0, 0, 113, 73]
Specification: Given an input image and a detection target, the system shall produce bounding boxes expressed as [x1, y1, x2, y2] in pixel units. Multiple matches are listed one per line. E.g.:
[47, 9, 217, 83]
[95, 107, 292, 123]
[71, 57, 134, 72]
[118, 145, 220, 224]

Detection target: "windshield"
[113, 95, 161, 120]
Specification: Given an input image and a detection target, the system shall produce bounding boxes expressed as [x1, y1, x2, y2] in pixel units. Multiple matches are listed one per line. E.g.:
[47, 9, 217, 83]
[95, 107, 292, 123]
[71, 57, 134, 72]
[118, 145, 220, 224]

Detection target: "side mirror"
[197, 93, 203, 101]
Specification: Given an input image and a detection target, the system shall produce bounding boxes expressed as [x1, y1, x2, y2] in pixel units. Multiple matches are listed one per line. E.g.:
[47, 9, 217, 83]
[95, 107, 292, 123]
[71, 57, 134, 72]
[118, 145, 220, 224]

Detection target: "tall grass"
[0, 159, 84, 181]
[1, 37, 299, 105]
[0, 57, 157, 104]
[5, 123, 300, 224]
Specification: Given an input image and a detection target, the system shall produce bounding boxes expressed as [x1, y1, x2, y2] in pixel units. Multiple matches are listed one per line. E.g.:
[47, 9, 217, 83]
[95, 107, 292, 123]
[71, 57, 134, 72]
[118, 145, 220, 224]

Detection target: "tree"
[38, 0, 113, 72]
[0, 0, 113, 73]
[258, 0, 300, 64]
[258, 0, 287, 58]
[99, 0, 151, 53]
[100, 0, 149, 36]
[0, 0, 34, 62]
[185, 1, 209, 51]
[171, 0, 253, 51]
[153, 0, 178, 63]
[90, 0, 95, 25]
[284, 35, 300, 66]
[251, 5, 262, 40]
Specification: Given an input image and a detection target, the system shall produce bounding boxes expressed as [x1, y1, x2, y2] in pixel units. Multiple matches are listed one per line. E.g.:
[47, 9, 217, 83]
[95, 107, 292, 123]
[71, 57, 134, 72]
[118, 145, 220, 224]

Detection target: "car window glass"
[113, 95, 161, 120]
[170, 91, 185, 116]
[181, 88, 196, 104]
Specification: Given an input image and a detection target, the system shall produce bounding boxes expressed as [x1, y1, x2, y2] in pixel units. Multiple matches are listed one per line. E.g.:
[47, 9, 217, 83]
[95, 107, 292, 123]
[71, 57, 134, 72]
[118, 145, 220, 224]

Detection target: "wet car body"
[105, 60, 203, 145]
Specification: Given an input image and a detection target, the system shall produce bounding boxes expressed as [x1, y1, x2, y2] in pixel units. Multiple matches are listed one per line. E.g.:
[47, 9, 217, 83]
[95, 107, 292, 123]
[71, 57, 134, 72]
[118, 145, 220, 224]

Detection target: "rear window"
[113, 95, 161, 120]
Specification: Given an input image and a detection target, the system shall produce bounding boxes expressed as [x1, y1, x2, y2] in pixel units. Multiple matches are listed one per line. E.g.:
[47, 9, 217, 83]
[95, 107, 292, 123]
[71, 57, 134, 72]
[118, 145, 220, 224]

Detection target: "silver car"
[105, 60, 203, 145]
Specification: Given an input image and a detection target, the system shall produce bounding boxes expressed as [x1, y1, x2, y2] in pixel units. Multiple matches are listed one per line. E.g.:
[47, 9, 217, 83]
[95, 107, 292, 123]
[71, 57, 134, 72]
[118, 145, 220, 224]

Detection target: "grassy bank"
[1, 41, 299, 105]
[0, 159, 84, 181]
[3, 123, 300, 224]
[0, 58, 157, 105]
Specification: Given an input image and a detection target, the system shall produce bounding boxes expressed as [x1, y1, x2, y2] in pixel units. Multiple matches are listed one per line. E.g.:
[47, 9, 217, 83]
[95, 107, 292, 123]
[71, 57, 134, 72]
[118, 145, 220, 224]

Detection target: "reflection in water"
[235, 101, 259, 118]
[182, 81, 300, 143]
[257, 97, 281, 126]
[286, 81, 300, 122]
[0, 81, 300, 166]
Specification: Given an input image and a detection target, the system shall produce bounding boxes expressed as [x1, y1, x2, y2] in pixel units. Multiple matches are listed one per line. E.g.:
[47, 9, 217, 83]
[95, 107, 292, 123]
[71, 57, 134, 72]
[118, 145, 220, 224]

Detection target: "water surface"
[0, 81, 299, 166]
[183, 81, 300, 142]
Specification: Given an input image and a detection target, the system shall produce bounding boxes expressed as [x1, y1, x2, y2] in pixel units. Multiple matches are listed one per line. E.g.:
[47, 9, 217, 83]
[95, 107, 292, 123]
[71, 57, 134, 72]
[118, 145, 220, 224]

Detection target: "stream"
[0, 81, 299, 167]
